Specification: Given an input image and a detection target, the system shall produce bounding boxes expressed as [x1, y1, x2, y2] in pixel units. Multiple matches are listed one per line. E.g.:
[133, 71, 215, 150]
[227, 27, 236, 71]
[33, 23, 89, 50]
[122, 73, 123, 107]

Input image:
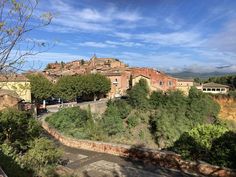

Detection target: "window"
[217, 88, 220, 91]
[203, 88, 206, 91]
[221, 88, 225, 91]
[159, 81, 163, 86]
[207, 88, 211, 91]
[212, 88, 216, 91]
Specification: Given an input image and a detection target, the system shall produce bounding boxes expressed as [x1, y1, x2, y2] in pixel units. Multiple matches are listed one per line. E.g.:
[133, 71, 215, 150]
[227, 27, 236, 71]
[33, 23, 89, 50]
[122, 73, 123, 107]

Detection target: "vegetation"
[55, 73, 111, 102]
[171, 124, 236, 169]
[27, 73, 54, 102]
[207, 75, 236, 89]
[0, 109, 61, 176]
[46, 79, 235, 169]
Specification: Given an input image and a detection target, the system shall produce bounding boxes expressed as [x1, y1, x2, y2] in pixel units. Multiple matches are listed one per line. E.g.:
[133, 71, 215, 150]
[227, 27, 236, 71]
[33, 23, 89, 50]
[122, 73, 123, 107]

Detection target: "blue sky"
[27, 0, 236, 73]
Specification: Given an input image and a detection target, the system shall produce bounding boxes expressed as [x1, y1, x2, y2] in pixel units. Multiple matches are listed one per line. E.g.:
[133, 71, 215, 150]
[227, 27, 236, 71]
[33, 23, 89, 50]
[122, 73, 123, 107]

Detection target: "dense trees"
[207, 75, 236, 89]
[55, 74, 111, 102]
[27, 73, 111, 103]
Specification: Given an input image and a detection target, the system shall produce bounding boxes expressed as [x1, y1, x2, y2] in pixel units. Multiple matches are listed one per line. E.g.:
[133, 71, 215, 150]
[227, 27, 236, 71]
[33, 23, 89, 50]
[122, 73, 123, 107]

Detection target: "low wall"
[41, 120, 236, 177]
[46, 100, 107, 114]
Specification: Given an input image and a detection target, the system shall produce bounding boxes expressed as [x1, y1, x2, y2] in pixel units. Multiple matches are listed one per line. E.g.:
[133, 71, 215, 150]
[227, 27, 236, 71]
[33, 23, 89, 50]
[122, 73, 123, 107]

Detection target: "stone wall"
[41, 119, 236, 177]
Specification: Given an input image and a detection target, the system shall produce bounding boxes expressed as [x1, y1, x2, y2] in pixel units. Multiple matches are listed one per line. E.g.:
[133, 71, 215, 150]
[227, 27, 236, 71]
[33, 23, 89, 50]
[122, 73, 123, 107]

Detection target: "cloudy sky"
[27, 0, 236, 73]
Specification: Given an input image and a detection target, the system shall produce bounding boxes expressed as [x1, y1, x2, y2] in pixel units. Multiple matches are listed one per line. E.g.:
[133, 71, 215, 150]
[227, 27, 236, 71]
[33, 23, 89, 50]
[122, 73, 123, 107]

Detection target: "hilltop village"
[0, 55, 230, 111]
[42, 55, 178, 99]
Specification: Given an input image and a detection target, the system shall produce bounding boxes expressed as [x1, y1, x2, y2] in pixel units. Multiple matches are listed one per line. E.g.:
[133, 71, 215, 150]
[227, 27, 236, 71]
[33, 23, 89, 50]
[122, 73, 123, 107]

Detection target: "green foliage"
[127, 79, 149, 109]
[0, 109, 41, 152]
[149, 88, 220, 147]
[0, 109, 61, 176]
[101, 105, 124, 136]
[149, 91, 165, 108]
[172, 124, 227, 159]
[127, 114, 141, 128]
[54, 74, 111, 101]
[22, 138, 62, 176]
[150, 109, 191, 148]
[82, 74, 111, 100]
[27, 74, 54, 102]
[172, 124, 236, 169]
[186, 87, 220, 124]
[55, 75, 79, 101]
[207, 75, 236, 89]
[46, 107, 89, 138]
[210, 131, 236, 169]
[107, 99, 131, 119]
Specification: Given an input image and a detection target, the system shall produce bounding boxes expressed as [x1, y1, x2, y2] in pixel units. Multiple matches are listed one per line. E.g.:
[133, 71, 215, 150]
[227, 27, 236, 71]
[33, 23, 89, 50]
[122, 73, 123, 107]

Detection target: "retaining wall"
[41, 120, 236, 177]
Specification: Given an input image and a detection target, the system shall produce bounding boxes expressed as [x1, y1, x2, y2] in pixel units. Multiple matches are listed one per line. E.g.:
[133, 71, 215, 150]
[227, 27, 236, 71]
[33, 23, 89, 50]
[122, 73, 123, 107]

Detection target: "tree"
[0, 0, 53, 74]
[82, 74, 111, 100]
[54, 75, 78, 101]
[127, 79, 149, 109]
[27, 73, 53, 102]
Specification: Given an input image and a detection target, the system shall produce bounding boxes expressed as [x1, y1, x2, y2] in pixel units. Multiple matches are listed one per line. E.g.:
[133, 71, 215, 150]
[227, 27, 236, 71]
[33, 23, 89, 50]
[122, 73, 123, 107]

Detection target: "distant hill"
[168, 71, 236, 79]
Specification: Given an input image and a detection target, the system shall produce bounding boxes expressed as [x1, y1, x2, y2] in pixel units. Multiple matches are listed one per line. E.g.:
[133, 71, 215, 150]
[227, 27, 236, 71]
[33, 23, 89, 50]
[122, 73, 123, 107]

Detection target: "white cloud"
[78, 42, 115, 48]
[40, 0, 143, 33]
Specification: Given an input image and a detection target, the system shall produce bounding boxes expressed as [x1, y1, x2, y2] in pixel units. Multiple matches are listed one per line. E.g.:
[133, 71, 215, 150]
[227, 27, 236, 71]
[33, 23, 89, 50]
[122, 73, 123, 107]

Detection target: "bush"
[101, 106, 124, 136]
[127, 114, 140, 128]
[22, 138, 62, 176]
[172, 124, 229, 160]
[46, 107, 89, 133]
[210, 131, 236, 168]
[150, 109, 191, 148]
[107, 99, 131, 119]
[0, 109, 41, 152]
[127, 79, 149, 109]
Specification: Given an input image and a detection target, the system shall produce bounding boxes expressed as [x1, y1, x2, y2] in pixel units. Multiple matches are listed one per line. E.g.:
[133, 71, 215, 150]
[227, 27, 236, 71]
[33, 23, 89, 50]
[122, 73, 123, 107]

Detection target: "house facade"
[176, 79, 194, 95]
[196, 82, 229, 94]
[0, 75, 31, 102]
[130, 68, 177, 92]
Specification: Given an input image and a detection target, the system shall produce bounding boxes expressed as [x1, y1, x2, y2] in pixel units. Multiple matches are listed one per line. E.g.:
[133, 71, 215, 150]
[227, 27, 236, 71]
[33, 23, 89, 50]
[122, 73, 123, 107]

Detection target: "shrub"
[172, 124, 229, 160]
[150, 109, 191, 148]
[107, 99, 131, 119]
[127, 79, 149, 109]
[101, 106, 124, 136]
[0, 109, 41, 152]
[127, 114, 140, 128]
[46, 107, 89, 132]
[22, 138, 62, 176]
[210, 131, 236, 168]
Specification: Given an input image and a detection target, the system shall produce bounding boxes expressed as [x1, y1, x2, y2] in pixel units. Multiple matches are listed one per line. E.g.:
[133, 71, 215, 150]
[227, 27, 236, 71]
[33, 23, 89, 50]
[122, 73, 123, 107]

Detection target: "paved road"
[48, 138, 201, 177]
